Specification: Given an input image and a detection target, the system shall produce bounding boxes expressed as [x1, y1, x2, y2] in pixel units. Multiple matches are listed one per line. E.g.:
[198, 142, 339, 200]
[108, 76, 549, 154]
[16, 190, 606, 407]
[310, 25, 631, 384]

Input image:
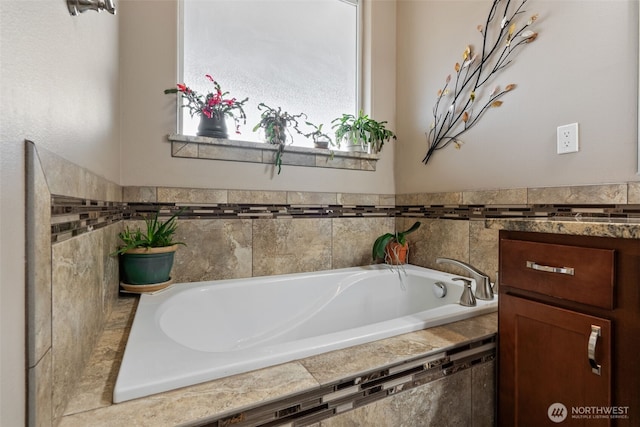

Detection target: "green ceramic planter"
[119, 245, 177, 285]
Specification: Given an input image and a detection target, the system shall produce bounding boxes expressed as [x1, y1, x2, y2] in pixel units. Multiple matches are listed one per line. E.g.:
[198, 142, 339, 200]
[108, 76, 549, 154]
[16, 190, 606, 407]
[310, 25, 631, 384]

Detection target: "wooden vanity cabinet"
[498, 231, 640, 427]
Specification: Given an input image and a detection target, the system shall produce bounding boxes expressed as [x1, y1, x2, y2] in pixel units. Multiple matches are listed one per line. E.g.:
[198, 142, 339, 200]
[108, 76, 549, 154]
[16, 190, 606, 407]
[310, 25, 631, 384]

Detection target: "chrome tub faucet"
[436, 257, 494, 300]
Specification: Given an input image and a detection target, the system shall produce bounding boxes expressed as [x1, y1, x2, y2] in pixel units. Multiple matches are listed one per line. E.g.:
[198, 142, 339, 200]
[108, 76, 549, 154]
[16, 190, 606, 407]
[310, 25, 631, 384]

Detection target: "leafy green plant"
[372, 221, 421, 261]
[302, 121, 333, 148]
[253, 103, 306, 174]
[331, 110, 396, 153]
[112, 210, 185, 255]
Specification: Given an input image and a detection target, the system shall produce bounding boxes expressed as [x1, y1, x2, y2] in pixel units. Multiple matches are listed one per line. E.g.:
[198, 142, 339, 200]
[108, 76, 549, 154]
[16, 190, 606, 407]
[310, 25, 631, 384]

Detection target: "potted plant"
[113, 210, 185, 291]
[253, 103, 306, 174]
[331, 110, 396, 154]
[164, 73, 249, 138]
[372, 221, 421, 265]
[302, 121, 333, 149]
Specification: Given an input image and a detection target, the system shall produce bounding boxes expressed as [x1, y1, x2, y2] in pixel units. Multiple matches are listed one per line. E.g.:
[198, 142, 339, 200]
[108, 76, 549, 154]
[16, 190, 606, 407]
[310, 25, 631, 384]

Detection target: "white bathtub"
[114, 264, 497, 403]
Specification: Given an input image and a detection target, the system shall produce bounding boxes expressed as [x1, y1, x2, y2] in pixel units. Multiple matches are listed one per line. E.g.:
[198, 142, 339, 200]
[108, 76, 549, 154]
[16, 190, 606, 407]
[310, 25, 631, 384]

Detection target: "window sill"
[168, 134, 379, 171]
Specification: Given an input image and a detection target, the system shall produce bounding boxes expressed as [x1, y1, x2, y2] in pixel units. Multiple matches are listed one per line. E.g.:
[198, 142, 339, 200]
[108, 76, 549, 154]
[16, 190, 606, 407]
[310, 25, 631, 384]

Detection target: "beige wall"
[0, 2, 120, 425]
[396, 0, 639, 193]
[118, 0, 397, 194]
[2, 0, 639, 424]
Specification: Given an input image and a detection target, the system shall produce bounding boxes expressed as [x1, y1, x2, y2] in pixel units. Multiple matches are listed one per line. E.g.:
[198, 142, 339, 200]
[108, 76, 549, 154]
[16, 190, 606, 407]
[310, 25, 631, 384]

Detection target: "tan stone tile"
[396, 192, 463, 206]
[52, 232, 107, 420]
[400, 218, 469, 271]
[439, 313, 497, 341]
[199, 143, 263, 162]
[322, 369, 472, 426]
[628, 182, 640, 204]
[64, 327, 129, 415]
[472, 360, 496, 427]
[527, 184, 627, 204]
[26, 143, 52, 367]
[287, 191, 337, 205]
[300, 315, 495, 387]
[469, 220, 499, 284]
[101, 224, 122, 318]
[276, 150, 316, 167]
[105, 296, 138, 330]
[253, 218, 332, 276]
[316, 155, 374, 171]
[28, 350, 53, 427]
[337, 193, 381, 206]
[123, 186, 156, 203]
[463, 188, 527, 205]
[157, 187, 227, 204]
[172, 219, 253, 282]
[332, 217, 395, 268]
[301, 335, 438, 386]
[36, 143, 120, 201]
[171, 141, 198, 158]
[379, 194, 396, 207]
[228, 190, 287, 204]
[59, 363, 319, 427]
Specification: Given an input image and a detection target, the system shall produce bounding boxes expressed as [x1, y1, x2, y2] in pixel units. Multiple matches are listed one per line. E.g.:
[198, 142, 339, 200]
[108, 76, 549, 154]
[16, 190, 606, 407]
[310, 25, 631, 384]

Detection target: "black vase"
[197, 114, 228, 139]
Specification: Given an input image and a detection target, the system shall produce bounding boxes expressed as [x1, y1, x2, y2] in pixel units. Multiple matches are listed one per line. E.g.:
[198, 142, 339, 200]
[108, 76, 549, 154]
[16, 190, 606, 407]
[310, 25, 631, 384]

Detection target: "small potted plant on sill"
[112, 210, 185, 292]
[253, 103, 306, 174]
[372, 221, 421, 265]
[331, 110, 396, 154]
[302, 121, 333, 149]
[164, 74, 249, 139]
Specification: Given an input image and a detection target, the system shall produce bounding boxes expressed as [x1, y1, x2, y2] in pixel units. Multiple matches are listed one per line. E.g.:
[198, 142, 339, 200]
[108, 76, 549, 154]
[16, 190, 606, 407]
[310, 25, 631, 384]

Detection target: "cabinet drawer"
[500, 238, 615, 309]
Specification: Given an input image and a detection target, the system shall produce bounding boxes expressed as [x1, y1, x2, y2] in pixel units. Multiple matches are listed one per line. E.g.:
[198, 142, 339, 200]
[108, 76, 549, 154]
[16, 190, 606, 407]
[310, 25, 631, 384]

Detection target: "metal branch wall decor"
[423, 0, 538, 165]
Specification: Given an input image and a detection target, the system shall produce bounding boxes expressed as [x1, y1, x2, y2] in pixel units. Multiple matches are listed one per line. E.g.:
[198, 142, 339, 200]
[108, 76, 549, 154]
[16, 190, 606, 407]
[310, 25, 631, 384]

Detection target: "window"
[180, 0, 359, 148]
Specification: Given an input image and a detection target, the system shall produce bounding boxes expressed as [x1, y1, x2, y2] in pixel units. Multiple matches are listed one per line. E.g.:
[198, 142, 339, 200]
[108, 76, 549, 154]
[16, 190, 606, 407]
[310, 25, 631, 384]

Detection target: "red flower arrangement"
[165, 74, 248, 133]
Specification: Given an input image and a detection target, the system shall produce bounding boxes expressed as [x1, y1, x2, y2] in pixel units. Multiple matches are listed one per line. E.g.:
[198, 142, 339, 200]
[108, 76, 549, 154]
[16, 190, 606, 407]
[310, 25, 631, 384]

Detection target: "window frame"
[175, 0, 363, 147]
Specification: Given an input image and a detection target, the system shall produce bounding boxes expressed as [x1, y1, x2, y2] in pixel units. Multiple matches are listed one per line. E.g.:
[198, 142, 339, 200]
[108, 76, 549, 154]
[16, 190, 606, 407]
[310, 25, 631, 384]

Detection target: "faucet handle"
[453, 277, 477, 307]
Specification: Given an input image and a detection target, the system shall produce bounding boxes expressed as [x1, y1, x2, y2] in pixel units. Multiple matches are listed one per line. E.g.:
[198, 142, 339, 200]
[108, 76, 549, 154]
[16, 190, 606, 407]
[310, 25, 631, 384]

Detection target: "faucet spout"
[436, 257, 494, 300]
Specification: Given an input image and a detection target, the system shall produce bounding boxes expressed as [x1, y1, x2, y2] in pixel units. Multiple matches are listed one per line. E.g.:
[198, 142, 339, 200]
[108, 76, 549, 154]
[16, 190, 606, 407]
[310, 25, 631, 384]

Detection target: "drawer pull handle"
[525, 261, 575, 276]
[588, 325, 602, 375]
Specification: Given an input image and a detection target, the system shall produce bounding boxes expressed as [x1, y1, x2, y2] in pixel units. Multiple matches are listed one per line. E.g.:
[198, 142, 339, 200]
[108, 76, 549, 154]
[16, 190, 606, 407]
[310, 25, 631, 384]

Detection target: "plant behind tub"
[302, 121, 334, 149]
[372, 221, 421, 265]
[253, 103, 307, 174]
[331, 110, 396, 154]
[164, 73, 249, 138]
[113, 210, 185, 291]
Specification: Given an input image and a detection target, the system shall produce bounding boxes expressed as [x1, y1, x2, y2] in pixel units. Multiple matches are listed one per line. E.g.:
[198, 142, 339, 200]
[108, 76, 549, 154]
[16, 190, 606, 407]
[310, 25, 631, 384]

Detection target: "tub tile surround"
[51, 228, 120, 419]
[26, 139, 640, 426]
[629, 181, 640, 203]
[25, 142, 123, 427]
[171, 219, 254, 282]
[321, 363, 493, 427]
[59, 295, 497, 427]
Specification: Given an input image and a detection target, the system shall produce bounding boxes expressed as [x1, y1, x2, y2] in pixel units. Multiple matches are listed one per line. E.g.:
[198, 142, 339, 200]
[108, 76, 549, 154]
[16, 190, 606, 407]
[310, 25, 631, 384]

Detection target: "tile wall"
[26, 142, 122, 427]
[26, 140, 640, 426]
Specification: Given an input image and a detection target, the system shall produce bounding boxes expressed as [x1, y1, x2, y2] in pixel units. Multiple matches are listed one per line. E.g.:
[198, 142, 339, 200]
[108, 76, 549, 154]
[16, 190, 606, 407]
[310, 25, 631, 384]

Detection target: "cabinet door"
[499, 293, 611, 426]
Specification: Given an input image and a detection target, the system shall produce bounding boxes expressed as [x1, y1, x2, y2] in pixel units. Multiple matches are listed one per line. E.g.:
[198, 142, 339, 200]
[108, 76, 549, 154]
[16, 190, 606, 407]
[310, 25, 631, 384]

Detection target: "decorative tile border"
[51, 196, 124, 243]
[201, 337, 495, 427]
[125, 202, 395, 220]
[397, 203, 640, 221]
[50, 195, 640, 244]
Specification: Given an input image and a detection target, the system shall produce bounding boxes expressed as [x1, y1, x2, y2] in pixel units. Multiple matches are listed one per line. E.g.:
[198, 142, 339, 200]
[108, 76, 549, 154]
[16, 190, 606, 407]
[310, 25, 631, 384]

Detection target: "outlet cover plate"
[557, 123, 579, 154]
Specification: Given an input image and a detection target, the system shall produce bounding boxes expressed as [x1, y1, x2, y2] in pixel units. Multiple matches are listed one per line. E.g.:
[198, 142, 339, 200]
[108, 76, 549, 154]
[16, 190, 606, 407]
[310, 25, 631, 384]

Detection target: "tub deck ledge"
[60, 294, 497, 426]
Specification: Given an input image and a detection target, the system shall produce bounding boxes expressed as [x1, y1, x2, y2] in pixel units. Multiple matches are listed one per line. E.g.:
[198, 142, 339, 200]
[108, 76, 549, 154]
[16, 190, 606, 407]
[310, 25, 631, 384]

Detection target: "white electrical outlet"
[557, 123, 579, 154]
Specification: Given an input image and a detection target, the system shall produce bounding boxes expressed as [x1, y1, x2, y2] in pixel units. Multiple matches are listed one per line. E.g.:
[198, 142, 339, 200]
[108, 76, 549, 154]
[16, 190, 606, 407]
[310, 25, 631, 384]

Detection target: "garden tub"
[114, 264, 497, 402]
